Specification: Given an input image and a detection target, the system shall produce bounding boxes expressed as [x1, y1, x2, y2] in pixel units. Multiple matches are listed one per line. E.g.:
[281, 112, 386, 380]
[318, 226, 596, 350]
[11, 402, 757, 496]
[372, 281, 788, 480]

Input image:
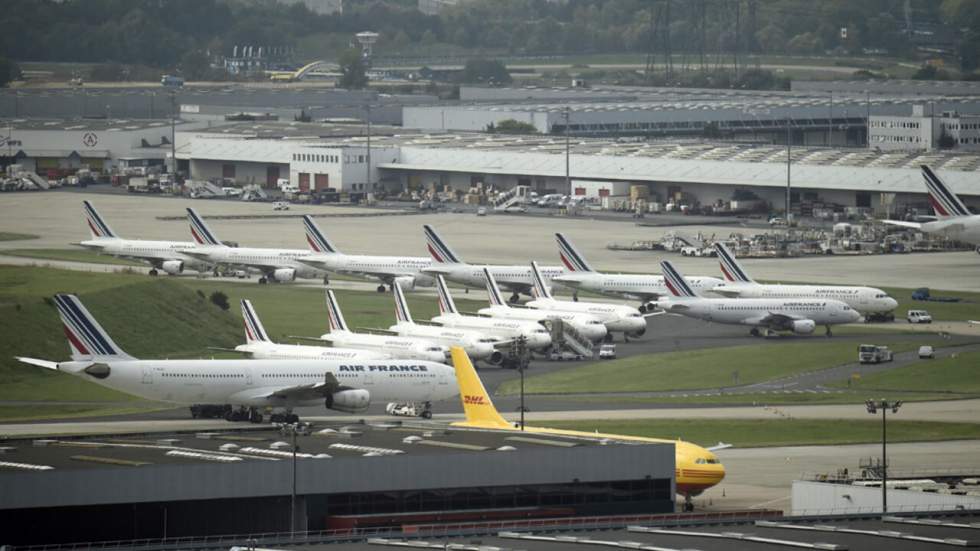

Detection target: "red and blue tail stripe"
[660, 261, 698, 298]
[392, 280, 414, 323]
[186, 208, 222, 246]
[54, 294, 131, 360]
[423, 225, 462, 264]
[555, 233, 593, 272]
[324, 290, 350, 332]
[435, 275, 458, 314]
[714, 243, 753, 283]
[303, 215, 340, 253]
[529, 261, 552, 299]
[240, 300, 271, 343]
[483, 268, 507, 307]
[922, 165, 970, 218]
[83, 200, 117, 238]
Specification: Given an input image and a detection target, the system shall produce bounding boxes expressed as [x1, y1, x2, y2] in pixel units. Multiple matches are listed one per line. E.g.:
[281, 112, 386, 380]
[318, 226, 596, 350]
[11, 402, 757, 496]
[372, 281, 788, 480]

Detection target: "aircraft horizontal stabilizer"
[15, 357, 59, 370]
[879, 219, 922, 230]
[707, 442, 733, 452]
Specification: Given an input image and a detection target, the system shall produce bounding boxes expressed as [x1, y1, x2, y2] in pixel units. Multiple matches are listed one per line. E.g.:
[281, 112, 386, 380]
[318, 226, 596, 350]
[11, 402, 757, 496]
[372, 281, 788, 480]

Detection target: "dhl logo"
[463, 395, 486, 405]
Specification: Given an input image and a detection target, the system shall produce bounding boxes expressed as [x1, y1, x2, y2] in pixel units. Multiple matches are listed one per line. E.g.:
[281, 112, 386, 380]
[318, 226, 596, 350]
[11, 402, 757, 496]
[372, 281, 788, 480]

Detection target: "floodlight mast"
[866, 398, 901, 514]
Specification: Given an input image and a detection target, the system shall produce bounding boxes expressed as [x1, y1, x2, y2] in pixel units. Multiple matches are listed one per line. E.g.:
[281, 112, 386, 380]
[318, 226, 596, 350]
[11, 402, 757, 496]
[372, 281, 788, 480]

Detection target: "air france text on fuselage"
[339, 364, 430, 372]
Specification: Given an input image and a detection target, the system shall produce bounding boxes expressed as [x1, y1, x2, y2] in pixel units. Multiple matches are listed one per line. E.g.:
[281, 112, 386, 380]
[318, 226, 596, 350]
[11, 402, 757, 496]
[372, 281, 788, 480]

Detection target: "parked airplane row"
[16, 294, 726, 509]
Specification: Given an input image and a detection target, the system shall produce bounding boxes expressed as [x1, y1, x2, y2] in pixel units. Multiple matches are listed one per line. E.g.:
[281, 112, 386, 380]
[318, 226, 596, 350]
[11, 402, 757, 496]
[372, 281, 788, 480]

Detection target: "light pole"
[562, 107, 571, 194]
[785, 117, 792, 219]
[170, 90, 177, 178]
[364, 101, 372, 191]
[865, 399, 902, 514]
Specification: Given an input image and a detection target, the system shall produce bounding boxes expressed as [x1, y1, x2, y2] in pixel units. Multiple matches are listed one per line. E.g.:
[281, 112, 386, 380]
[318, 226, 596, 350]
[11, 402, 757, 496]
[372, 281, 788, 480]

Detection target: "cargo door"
[314, 173, 329, 191]
[298, 173, 310, 192]
[266, 166, 279, 188]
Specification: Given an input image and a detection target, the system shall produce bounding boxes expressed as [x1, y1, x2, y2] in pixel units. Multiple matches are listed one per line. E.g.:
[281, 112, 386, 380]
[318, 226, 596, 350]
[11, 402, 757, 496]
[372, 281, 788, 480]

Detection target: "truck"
[858, 344, 893, 364]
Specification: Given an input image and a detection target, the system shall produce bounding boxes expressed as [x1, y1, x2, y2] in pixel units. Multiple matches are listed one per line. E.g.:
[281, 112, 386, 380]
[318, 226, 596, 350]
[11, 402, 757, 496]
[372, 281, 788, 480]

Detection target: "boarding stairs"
[23, 171, 50, 190]
[546, 318, 594, 357]
[493, 185, 531, 211]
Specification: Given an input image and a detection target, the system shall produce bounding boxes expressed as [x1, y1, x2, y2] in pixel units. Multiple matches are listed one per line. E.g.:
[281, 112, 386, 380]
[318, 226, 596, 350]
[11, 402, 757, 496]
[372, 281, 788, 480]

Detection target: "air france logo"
[339, 364, 429, 372]
[463, 395, 486, 405]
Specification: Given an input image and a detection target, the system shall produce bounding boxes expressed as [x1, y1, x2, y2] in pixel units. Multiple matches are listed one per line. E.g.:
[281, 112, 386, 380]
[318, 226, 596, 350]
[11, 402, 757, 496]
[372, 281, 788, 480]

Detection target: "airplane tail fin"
[450, 346, 512, 430]
[660, 261, 699, 298]
[423, 224, 463, 264]
[53, 294, 134, 361]
[529, 261, 553, 300]
[392, 280, 414, 324]
[922, 165, 971, 219]
[82, 201, 118, 239]
[186, 207, 223, 246]
[435, 275, 459, 315]
[302, 215, 341, 254]
[555, 233, 594, 272]
[324, 289, 351, 333]
[714, 243, 754, 283]
[483, 267, 509, 308]
[240, 299, 271, 344]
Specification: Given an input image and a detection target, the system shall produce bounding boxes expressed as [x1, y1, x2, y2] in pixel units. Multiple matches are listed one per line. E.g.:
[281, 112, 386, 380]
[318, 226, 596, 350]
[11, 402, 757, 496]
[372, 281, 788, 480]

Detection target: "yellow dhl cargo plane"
[448, 347, 726, 511]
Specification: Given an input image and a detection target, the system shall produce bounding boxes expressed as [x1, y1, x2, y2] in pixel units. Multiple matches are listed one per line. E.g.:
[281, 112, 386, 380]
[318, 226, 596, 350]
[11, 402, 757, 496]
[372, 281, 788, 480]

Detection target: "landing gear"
[749, 328, 760, 337]
[377, 284, 387, 293]
[572, 292, 579, 302]
[269, 412, 300, 424]
[258, 277, 268, 284]
[509, 292, 521, 304]
[190, 404, 231, 419]
[825, 325, 833, 337]
[683, 496, 695, 512]
[149, 269, 159, 276]
[323, 275, 330, 285]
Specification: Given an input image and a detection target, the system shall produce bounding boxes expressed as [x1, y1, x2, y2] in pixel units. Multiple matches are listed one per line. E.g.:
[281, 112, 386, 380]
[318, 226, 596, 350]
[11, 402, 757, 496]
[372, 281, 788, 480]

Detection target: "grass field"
[831, 350, 980, 395]
[0, 404, 170, 422]
[496, 337, 954, 396]
[544, 419, 980, 448]
[4, 248, 142, 266]
[553, 389, 980, 407]
[0, 232, 39, 242]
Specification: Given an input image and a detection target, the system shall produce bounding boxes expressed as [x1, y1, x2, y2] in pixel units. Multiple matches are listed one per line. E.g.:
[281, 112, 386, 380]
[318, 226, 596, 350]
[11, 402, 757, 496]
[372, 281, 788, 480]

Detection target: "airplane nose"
[886, 298, 899, 310]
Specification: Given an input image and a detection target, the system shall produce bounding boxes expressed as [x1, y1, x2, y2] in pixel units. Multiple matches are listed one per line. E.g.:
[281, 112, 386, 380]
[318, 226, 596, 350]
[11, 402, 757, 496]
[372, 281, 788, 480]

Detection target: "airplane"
[421, 224, 565, 303]
[477, 267, 609, 342]
[550, 232, 723, 311]
[447, 346, 726, 511]
[179, 208, 323, 284]
[296, 215, 435, 293]
[711, 243, 899, 317]
[880, 165, 980, 253]
[655, 260, 862, 337]
[388, 280, 505, 365]
[76, 200, 211, 276]
[15, 294, 457, 424]
[231, 299, 390, 361]
[526, 261, 649, 340]
[314, 289, 449, 363]
[430, 275, 553, 351]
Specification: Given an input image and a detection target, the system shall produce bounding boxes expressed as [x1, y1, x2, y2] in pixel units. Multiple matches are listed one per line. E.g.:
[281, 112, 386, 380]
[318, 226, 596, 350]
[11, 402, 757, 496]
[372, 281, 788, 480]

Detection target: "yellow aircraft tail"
[450, 347, 512, 430]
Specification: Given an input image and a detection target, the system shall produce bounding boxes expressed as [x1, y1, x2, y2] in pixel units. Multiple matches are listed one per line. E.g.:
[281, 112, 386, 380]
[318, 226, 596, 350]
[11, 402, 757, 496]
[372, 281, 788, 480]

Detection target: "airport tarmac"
[1, 189, 978, 291]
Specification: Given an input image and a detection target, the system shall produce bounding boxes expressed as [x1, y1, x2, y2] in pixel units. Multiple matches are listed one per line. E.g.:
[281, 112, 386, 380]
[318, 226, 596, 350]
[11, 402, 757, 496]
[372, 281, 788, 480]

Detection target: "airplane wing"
[421, 266, 454, 275]
[297, 258, 414, 282]
[642, 310, 668, 318]
[753, 312, 804, 331]
[288, 335, 331, 342]
[711, 288, 744, 298]
[357, 327, 400, 336]
[259, 373, 344, 401]
[879, 219, 922, 230]
[707, 442, 733, 452]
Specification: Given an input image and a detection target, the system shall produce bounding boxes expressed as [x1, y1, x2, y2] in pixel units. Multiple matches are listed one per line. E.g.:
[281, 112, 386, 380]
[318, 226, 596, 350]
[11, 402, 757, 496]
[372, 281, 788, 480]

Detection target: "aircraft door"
[142, 365, 153, 384]
[245, 366, 253, 386]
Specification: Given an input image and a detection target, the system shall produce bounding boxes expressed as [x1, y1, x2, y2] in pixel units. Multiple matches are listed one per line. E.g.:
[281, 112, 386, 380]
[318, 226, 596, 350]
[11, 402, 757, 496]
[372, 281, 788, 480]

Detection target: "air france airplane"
[430, 275, 553, 350]
[179, 208, 322, 284]
[656, 260, 861, 337]
[388, 280, 505, 365]
[477, 268, 609, 342]
[711, 243, 898, 316]
[550, 232, 723, 311]
[526, 261, 649, 339]
[317, 289, 449, 363]
[76, 201, 211, 276]
[296, 215, 435, 292]
[880, 165, 980, 252]
[232, 299, 390, 361]
[421, 224, 565, 303]
[15, 294, 457, 424]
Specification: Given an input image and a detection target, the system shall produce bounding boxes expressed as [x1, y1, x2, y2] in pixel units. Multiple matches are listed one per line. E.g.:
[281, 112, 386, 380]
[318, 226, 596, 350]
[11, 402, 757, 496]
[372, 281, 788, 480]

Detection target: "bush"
[209, 291, 230, 311]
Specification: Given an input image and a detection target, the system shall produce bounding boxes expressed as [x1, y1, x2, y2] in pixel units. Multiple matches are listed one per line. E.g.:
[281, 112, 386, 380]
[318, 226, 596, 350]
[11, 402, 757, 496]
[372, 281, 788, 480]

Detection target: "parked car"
[918, 345, 935, 359]
[907, 310, 933, 324]
[598, 344, 617, 360]
[272, 201, 290, 211]
[476, 207, 487, 216]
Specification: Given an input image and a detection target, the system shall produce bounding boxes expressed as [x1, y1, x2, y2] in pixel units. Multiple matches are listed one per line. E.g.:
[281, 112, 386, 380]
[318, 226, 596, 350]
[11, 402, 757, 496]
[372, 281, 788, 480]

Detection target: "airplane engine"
[791, 320, 816, 334]
[413, 273, 436, 288]
[640, 301, 658, 313]
[628, 326, 647, 337]
[271, 268, 296, 282]
[487, 351, 504, 365]
[393, 275, 416, 291]
[325, 389, 370, 413]
[161, 260, 184, 275]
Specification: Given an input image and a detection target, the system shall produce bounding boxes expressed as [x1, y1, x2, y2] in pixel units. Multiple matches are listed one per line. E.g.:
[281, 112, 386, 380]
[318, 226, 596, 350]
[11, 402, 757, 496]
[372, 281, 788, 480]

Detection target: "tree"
[488, 119, 538, 134]
[0, 56, 19, 87]
[458, 58, 512, 85]
[338, 48, 367, 90]
[179, 50, 210, 81]
[209, 291, 230, 311]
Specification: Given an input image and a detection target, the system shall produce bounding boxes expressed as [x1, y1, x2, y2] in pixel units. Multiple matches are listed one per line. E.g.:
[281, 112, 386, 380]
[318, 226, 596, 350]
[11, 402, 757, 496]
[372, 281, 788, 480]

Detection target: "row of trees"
[2, 0, 979, 79]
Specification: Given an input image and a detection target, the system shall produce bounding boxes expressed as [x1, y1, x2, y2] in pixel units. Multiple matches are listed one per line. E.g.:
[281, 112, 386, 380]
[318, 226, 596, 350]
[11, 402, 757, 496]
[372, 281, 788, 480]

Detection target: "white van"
[907, 310, 932, 324]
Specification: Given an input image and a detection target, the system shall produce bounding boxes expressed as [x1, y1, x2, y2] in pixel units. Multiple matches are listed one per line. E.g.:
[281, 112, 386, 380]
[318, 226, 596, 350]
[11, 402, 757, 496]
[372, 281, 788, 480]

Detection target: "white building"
[1, 119, 197, 176]
[870, 105, 980, 151]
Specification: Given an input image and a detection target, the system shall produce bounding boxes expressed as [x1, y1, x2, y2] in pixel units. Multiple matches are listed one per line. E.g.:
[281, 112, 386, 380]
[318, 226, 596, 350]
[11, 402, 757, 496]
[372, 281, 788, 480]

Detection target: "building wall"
[869, 115, 935, 151]
[792, 480, 980, 515]
[6, 124, 180, 174]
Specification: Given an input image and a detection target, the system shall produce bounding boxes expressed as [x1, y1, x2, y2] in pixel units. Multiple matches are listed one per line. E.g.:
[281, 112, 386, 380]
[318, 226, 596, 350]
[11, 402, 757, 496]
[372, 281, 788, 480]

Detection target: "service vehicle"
[918, 345, 935, 359]
[858, 344, 893, 364]
[272, 201, 290, 211]
[598, 343, 617, 360]
[907, 310, 933, 324]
